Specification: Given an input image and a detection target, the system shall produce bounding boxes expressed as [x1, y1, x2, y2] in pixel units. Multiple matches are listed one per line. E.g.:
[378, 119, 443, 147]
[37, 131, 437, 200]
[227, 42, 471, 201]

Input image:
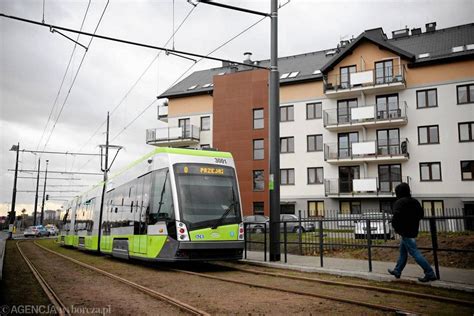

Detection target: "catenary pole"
[8, 143, 20, 239]
[97, 112, 110, 252]
[40, 160, 49, 225]
[269, 0, 281, 261]
[33, 159, 41, 225]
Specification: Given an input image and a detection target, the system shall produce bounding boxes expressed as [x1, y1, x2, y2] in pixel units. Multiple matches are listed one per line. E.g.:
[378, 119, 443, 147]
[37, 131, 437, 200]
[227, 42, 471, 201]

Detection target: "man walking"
[388, 183, 437, 282]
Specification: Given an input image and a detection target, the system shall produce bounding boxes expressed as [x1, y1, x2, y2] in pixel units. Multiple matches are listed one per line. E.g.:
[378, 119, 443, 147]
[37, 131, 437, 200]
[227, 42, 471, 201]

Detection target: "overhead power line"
[10, 169, 102, 175]
[17, 176, 81, 180]
[19, 149, 100, 156]
[41, 0, 110, 151]
[36, 0, 92, 151]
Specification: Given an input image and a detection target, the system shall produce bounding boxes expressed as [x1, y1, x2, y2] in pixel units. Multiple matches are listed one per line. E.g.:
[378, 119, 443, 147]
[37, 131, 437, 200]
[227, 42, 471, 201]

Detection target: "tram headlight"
[176, 221, 190, 241]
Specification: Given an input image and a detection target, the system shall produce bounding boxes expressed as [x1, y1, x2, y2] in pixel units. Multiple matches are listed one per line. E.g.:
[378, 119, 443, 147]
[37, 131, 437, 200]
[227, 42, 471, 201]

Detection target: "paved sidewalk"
[243, 251, 474, 292]
[0, 231, 8, 280]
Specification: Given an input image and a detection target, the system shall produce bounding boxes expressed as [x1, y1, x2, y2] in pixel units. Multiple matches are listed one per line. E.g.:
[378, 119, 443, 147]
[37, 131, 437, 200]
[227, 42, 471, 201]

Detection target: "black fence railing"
[243, 208, 474, 280]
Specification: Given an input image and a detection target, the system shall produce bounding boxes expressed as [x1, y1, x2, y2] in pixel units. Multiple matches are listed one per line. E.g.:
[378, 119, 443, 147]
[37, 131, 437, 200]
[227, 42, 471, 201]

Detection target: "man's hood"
[395, 182, 411, 198]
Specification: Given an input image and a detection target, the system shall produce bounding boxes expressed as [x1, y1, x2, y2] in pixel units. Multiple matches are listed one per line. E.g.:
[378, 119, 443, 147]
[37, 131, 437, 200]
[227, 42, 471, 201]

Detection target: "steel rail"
[214, 262, 474, 307]
[33, 242, 209, 316]
[171, 268, 416, 314]
[16, 241, 70, 316]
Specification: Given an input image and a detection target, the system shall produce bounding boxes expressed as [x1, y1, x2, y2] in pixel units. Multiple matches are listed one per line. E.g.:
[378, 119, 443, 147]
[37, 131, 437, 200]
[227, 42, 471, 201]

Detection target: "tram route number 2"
[214, 158, 228, 165]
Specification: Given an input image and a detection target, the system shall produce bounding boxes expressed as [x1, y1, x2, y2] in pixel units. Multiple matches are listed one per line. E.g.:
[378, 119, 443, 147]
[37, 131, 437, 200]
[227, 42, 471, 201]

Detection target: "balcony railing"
[323, 64, 406, 94]
[146, 125, 200, 147]
[324, 176, 410, 197]
[323, 102, 407, 128]
[324, 138, 409, 162]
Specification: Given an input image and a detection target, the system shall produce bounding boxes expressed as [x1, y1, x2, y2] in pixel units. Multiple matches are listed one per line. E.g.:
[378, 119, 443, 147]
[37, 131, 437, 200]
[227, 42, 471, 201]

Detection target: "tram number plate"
[214, 158, 227, 165]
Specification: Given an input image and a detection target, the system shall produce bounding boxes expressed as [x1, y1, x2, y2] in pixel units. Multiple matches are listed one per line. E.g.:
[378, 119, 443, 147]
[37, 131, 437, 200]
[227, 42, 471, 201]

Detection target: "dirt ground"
[30, 240, 474, 315]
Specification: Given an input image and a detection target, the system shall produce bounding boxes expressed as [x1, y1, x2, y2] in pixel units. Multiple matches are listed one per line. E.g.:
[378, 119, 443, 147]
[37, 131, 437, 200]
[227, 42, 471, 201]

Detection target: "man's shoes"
[418, 275, 437, 282]
[387, 269, 400, 279]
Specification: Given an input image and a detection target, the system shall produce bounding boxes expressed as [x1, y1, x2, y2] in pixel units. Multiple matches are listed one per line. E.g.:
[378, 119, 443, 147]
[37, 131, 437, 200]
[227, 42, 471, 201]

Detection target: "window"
[420, 162, 442, 181]
[178, 118, 190, 137]
[200, 116, 210, 131]
[338, 132, 358, 158]
[253, 202, 264, 215]
[376, 94, 399, 119]
[308, 201, 324, 217]
[337, 99, 358, 123]
[281, 169, 295, 185]
[461, 160, 474, 180]
[457, 84, 474, 104]
[340, 65, 356, 88]
[340, 201, 361, 214]
[418, 125, 439, 144]
[459, 122, 474, 142]
[339, 166, 360, 193]
[380, 200, 395, 215]
[416, 89, 437, 108]
[307, 134, 323, 152]
[307, 167, 323, 184]
[253, 170, 265, 191]
[378, 164, 401, 192]
[280, 137, 294, 153]
[280, 105, 294, 122]
[422, 200, 444, 217]
[281, 204, 295, 214]
[375, 59, 393, 84]
[253, 139, 264, 160]
[306, 102, 322, 119]
[200, 144, 210, 149]
[253, 108, 264, 129]
[377, 128, 400, 155]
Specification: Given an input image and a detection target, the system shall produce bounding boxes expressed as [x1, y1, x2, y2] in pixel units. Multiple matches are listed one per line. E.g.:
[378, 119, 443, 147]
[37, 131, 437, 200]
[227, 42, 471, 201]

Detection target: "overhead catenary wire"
[35, 0, 92, 151]
[40, 0, 110, 152]
[75, 3, 199, 156]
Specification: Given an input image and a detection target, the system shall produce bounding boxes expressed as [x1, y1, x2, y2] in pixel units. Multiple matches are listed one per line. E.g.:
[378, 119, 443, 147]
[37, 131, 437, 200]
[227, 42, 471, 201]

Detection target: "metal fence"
[243, 208, 474, 280]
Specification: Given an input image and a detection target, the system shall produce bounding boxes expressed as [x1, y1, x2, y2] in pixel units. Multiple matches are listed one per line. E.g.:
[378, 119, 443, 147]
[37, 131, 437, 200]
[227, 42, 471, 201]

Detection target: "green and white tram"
[59, 147, 244, 261]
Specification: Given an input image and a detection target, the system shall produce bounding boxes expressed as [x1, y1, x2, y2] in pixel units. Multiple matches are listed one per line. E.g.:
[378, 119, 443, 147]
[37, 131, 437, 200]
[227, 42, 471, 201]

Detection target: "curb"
[242, 259, 474, 293]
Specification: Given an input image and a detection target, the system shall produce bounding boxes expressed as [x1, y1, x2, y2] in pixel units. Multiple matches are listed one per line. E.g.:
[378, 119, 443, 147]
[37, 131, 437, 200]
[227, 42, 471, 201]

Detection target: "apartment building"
[149, 22, 474, 222]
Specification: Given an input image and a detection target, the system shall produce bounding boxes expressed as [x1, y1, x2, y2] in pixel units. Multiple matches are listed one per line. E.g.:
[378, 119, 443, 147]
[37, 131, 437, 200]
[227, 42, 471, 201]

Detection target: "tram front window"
[174, 163, 241, 230]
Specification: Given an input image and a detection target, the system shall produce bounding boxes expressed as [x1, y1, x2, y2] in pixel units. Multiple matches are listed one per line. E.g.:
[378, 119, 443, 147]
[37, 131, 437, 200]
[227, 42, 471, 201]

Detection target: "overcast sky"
[1, 0, 473, 216]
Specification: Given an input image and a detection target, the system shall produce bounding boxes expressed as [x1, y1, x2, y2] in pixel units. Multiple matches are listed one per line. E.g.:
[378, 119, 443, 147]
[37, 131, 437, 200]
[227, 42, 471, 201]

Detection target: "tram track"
[171, 267, 417, 314]
[32, 241, 210, 316]
[211, 262, 474, 308]
[16, 241, 70, 316]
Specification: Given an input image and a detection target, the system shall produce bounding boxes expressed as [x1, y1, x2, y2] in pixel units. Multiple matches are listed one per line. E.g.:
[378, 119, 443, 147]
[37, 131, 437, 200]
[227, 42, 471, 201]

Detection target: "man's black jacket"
[392, 183, 424, 238]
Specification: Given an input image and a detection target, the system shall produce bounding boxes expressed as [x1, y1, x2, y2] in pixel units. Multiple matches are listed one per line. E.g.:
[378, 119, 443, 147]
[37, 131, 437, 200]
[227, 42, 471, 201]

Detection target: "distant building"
[44, 210, 59, 221]
[149, 22, 474, 225]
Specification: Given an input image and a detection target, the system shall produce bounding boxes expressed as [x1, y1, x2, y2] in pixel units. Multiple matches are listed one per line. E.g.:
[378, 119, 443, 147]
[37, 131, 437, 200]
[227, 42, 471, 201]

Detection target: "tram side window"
[150, 169, 175, 224]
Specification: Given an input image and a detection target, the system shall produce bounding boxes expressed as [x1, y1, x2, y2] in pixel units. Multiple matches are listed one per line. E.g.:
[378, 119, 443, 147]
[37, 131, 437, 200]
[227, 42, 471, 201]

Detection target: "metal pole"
[8, 143, 20, 239]
[40, 160, 49, 225]
[33, 159, 41, 225]
[269, 0, 280, 262]
[98, 112, 110, 252]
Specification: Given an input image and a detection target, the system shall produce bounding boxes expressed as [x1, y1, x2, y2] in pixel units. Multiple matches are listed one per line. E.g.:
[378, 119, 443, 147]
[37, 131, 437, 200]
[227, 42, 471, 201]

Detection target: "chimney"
[411, 28, 422, 36]
[243, 52, 253, 64]
[392, 28, 409, 39]
[425, 22, 436, 33]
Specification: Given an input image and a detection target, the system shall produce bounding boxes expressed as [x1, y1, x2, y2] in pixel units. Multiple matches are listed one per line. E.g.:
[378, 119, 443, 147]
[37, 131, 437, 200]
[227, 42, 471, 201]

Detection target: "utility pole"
[40, 160, 49, 225]
[8, 143, 20, 239]
[33, 158, 41, 225]
[268, 0, 281, 262]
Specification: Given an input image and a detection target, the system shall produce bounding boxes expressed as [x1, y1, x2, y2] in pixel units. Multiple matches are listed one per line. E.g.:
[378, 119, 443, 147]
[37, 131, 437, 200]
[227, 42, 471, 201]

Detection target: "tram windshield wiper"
[211, 188, 239, 229]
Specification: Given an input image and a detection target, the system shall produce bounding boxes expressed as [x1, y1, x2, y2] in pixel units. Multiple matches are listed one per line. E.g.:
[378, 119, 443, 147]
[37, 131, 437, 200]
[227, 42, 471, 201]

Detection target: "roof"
[160, 23, 474, 99]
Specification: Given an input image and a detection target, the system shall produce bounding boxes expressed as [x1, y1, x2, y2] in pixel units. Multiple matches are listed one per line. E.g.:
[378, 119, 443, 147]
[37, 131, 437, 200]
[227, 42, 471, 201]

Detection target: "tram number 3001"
[214, 158, 228, 165]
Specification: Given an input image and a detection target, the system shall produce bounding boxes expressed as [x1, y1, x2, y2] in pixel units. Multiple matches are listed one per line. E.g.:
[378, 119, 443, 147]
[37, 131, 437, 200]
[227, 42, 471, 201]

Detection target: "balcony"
[325, 177, 410, 198]
[324, 138, 409, 164]
[323, 64, 406, 98]
[323, 102, 407, 131]
[146, 125, 200, 147]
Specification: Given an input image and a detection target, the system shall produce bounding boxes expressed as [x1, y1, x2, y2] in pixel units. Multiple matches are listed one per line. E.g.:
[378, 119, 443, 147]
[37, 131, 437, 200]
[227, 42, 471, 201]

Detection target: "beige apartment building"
[147, 22, 474, 228]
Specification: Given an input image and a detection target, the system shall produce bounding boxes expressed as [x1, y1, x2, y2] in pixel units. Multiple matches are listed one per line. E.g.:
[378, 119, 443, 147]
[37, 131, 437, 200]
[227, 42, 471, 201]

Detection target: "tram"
[58, 147, 244, 261]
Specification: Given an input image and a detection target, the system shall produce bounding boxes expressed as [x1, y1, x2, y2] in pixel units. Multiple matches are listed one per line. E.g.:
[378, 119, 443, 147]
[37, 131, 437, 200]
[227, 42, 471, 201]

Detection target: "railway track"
[171, 267, 417, 314]
[212, 262, 474, 308]
[16, 241, 70, 316]
[31, 241, 210, 316]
